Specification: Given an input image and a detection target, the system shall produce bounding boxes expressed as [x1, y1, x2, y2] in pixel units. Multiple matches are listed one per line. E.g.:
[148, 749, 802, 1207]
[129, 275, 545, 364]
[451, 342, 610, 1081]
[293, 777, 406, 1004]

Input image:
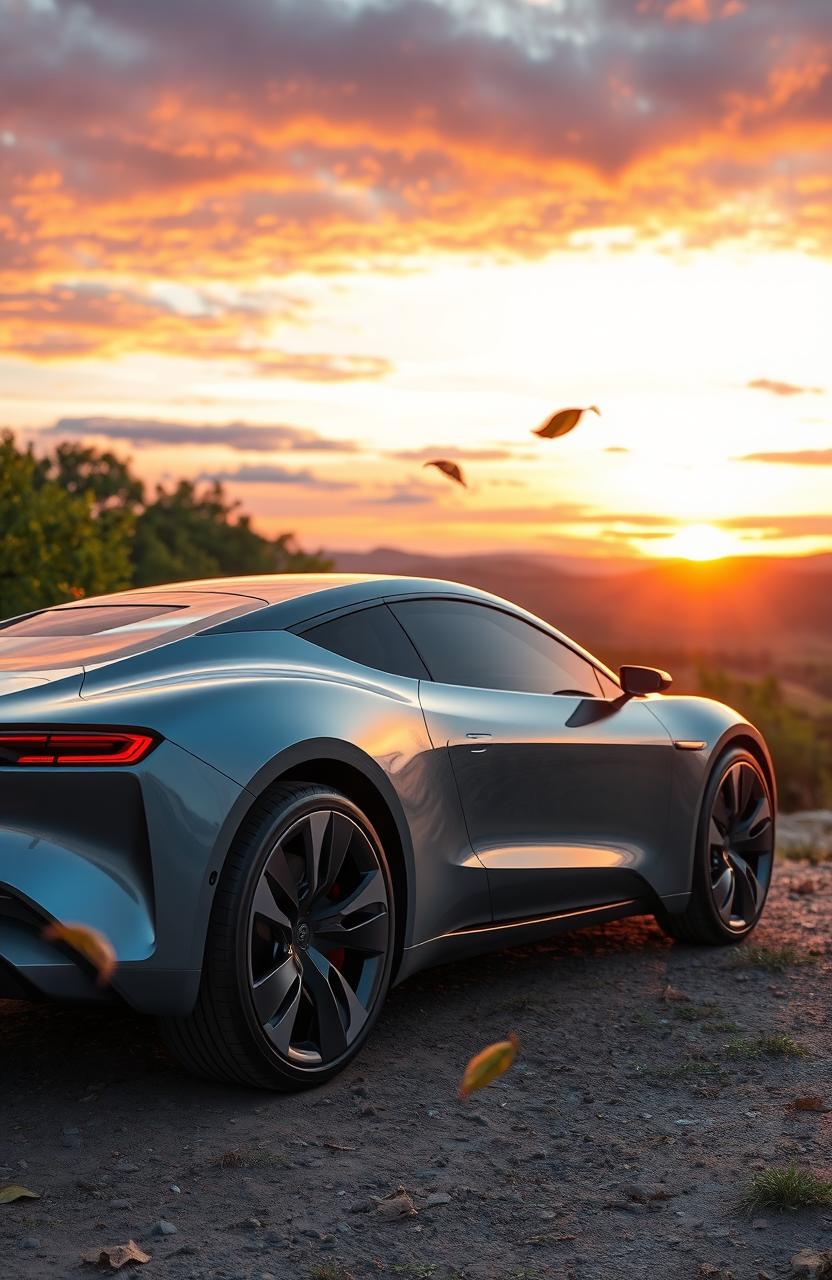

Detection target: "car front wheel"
[161, 782, 395, 1089]
[657, 746, 775, 946]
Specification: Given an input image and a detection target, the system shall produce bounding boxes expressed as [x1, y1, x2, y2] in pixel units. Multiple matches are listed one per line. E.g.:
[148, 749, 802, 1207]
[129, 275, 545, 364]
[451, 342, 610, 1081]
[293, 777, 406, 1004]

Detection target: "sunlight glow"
[657, 523, 738, 561]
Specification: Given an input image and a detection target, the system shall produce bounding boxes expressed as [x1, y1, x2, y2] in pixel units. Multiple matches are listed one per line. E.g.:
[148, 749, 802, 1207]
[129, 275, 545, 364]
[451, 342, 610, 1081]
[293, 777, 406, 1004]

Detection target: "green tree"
[0, 432, 332, 616]
[44, 442, 145, 512]
[131, 480, 331, 587]
[0, 431, 133, 616]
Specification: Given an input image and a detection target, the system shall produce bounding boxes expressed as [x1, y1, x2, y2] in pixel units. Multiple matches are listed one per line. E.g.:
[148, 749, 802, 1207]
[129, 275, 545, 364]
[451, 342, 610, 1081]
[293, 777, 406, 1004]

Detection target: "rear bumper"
[0, 740, 245, 1014]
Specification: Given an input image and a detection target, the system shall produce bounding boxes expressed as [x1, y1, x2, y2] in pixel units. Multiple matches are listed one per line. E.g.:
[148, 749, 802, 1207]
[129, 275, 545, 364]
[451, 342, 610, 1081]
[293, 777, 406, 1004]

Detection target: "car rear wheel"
[657, 746, 775, 946]
[160, 782, 395, 1089]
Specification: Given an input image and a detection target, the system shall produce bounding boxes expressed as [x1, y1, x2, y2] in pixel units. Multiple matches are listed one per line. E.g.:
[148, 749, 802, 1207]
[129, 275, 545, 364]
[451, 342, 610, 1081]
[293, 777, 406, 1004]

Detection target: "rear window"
[300, 605, 429, 680]
[0, 604, 181, 637]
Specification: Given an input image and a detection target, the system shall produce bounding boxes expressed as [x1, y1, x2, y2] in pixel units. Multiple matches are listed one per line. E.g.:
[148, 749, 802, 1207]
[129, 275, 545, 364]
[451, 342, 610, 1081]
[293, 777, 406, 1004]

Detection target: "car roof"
[71, 572, 496, 616]
[114, 572, 385, 603]
[1, 574, 617, 684]
[0, 575, 486, 672]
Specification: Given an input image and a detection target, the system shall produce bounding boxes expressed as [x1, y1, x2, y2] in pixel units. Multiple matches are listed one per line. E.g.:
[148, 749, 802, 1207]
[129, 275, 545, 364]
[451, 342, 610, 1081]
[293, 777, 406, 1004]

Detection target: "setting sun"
[658, 523, 737, 561]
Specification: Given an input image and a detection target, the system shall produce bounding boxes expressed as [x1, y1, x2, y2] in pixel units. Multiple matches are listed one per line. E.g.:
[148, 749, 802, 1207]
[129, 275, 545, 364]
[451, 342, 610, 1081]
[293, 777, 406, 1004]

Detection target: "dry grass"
[217, 1146, 289, 1169]
[723, 1032, 809, 1059]
[733, 943, 817, 973]
[646, 1057, 725, 1083]
[671, 1002, 721, 1022]
[742, 1165, 832, 1212]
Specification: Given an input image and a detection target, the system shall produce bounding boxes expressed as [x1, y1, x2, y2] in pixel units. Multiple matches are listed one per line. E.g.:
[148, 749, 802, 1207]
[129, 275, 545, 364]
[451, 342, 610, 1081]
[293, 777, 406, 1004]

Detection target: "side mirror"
[619, 665, 672, 696]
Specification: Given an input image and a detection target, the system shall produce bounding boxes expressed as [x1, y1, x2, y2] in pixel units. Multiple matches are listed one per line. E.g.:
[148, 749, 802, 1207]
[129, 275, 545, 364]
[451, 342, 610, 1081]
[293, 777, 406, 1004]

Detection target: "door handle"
[466, 732, 492, 739]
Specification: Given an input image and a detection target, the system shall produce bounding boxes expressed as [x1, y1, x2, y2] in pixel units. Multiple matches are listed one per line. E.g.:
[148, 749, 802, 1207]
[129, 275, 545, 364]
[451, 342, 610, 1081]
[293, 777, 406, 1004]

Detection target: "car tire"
[160, 782, 396, 1089]
[656, 746, 775, 946]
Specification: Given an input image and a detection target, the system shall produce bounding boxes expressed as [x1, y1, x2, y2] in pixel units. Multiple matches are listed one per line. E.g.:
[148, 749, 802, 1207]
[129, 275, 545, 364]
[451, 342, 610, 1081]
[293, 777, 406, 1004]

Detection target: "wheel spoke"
[712, 864, 735, 921]
[263, 980, 303, 1055]
[302, 948, 349, 1059]
[316, 811, 354, 899]
[329, 958, 372, 1040]
[252, 875, 293, 932]
[314, 906, 389, 956]
[733, 820, 773, 856]
[732, 792, 772, 851]
[727, 848, 762, 920]
[262, 844, 300, 913]
[727, 764, 744, 822]
[738, 762, 757, 817]
[252, 956, 299, 1025]
[299, 810, 331, 903]
[323, 868, 386, 918]
[712, 780, 733, 832]
[709, 815, 725, 848]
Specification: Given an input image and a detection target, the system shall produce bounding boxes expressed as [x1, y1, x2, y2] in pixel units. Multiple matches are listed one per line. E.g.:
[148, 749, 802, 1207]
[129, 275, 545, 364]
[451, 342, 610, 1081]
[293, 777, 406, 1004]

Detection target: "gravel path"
[2, 858, 831, 1280]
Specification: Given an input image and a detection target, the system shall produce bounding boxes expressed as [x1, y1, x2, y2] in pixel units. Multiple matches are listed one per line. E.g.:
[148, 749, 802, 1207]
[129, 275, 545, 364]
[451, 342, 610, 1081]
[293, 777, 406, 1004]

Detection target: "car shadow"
[0, 913, 673, 1109]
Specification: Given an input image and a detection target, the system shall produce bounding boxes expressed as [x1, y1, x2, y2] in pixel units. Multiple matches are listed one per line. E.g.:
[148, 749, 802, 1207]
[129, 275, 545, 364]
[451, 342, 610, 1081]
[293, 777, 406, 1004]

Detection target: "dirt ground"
[2, 857, 831, 1280]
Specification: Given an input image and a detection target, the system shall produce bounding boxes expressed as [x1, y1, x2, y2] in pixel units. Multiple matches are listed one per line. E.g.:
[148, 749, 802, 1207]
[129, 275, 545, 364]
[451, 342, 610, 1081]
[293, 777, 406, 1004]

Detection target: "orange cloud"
[747, 378, 824, 396]
[739, 450, 832, 466]
[0, 283, 390, 377]
[0, 0, 830, 366]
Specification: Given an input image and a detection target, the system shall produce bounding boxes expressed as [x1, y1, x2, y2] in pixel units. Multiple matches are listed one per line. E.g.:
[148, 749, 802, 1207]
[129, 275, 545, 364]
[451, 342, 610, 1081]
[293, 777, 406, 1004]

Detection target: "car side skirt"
[394, 895, 654, 982]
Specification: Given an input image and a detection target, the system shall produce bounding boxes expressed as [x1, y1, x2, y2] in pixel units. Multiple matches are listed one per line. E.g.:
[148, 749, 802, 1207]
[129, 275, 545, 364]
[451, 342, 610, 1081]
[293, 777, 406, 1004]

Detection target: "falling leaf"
[373, 1186, 418, 1219]
[661, 983, 690, 1003]
[82, 1240, 151, 1269]
[534, 404, 600, 439]
[0, 1184, 40, 1204]
[787, 1096, 829, 1113]
[423, 459, 466, 487]
[459, 1033, 519, 1099]
[42, 922, 116, 986]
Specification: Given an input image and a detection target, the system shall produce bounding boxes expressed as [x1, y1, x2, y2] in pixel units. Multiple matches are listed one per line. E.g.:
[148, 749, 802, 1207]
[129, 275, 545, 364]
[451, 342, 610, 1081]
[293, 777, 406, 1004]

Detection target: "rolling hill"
[331, 547, 832, 669]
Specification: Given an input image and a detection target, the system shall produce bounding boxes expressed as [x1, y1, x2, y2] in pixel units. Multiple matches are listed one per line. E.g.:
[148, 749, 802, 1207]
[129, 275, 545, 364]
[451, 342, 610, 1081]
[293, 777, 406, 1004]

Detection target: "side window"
[390, 599, 599, 696]
[299, 604, 429, 680]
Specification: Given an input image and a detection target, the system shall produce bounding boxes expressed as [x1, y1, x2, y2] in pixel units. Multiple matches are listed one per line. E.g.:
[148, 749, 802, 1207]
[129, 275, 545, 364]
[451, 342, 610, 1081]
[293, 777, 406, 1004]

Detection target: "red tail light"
[0, 730, 158, 766]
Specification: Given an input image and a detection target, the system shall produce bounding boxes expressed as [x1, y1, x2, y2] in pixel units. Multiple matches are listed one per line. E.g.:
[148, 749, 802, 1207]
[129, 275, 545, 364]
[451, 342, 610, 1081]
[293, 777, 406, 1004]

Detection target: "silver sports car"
[0, 574, 775, 1088]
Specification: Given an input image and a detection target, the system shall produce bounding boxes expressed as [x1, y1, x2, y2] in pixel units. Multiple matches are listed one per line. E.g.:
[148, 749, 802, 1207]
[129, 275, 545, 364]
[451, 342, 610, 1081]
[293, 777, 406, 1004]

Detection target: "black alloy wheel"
[656, 746, 775, 946]
[247, 804, 390, 1065]
[161, 783, 395, 1089]
[706, 757, 774, 931]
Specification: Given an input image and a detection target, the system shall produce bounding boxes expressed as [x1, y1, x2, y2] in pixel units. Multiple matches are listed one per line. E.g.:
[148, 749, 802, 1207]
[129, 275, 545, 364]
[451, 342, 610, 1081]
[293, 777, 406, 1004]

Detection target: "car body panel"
[0, 572, 775, 1017]
[417, 680, 676, 920]
[80, 629, 492, 946]
[644, 693, 775, 895]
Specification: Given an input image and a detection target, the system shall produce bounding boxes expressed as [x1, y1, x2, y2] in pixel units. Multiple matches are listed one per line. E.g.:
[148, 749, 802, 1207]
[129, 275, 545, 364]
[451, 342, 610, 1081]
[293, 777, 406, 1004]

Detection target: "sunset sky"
[2, 0, 830, 559]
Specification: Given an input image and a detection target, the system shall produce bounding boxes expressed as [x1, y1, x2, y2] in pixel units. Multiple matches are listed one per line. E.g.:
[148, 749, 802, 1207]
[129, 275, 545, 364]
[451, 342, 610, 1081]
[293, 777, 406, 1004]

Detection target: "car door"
[389, 597, 675, 923]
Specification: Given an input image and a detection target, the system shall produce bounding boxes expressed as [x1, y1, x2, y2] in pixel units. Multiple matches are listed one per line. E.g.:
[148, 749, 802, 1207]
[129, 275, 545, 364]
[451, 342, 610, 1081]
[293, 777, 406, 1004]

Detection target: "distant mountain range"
[330, 547, 832, 664]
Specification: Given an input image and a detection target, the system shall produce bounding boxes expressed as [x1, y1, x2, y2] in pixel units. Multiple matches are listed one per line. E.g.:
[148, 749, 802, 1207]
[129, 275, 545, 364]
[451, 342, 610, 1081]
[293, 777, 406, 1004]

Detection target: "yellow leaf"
[534, 404, 601, 439]
[82, 1240, 151, 1269]
[0, 1184, 40, 1204]
[42, 922, 116, 986]
[459, 1033, 519, 1099]
[787, 1095, 829, 1113]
